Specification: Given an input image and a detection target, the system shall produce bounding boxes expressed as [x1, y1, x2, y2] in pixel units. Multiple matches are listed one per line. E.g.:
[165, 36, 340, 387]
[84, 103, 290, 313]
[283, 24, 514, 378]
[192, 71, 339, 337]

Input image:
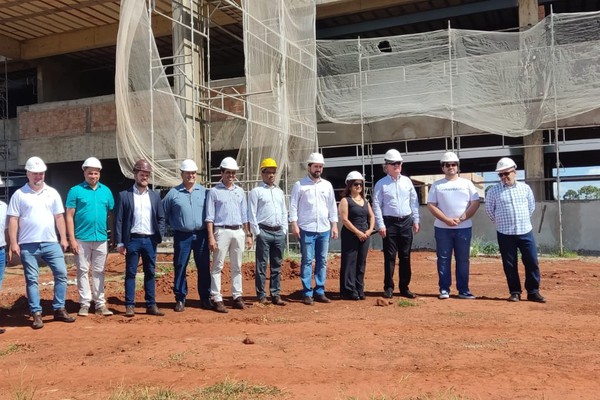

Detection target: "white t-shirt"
[427, 177, 479, 229]
[7, 183, 65, 244]
[0, 201, 7, 247]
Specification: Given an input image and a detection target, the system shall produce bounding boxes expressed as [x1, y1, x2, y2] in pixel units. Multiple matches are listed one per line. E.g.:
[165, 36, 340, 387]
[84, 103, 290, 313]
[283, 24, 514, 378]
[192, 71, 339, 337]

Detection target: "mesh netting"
[316, 11, 600, 137]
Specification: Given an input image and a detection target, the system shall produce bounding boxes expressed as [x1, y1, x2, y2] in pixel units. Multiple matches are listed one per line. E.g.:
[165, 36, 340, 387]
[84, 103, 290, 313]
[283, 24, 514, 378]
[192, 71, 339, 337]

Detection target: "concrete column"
[519, 0, 545, 200]
[172, 0, 207, 182]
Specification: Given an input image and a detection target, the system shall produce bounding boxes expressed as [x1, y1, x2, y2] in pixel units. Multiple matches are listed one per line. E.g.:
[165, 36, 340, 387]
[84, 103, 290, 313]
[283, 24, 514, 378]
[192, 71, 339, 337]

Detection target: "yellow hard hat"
[260, 158, 277, 169]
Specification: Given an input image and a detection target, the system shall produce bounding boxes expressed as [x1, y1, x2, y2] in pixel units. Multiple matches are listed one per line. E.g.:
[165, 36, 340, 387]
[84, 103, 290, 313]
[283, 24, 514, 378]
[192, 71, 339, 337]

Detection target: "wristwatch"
[459, 215, 466, 222]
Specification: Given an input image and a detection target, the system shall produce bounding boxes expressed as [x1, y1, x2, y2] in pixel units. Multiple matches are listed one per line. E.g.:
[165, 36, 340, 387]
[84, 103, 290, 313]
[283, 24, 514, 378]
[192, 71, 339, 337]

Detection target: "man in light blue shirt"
[66, 157, 115, 317]
[248, 158, 288, 306]
[485, 157, 545, 303]
[372, 149, 420, 299]
[289, 152, 338, 305]
[162, 159, 212, 312]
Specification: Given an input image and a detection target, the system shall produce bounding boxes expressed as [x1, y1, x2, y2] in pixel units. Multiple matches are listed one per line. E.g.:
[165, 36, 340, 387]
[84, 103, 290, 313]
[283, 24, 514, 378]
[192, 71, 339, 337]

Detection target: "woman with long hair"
[338, 171, 375, 300]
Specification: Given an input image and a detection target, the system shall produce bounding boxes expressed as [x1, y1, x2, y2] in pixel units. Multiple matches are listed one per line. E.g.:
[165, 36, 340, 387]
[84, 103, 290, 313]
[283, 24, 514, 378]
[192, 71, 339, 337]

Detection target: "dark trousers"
[497, 230, 541, 295]
[340, 228, 370, 297]
[255, 229, 285, 299]
[124, 237, 157, 307]
[173, 230, 211, 302]
[383, 216, 413, 292]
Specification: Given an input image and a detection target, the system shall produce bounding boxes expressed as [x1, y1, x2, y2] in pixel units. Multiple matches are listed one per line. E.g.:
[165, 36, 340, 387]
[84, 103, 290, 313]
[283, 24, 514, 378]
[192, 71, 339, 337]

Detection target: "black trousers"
[340, 228, 370, 297]
[382, 216, 414, 292]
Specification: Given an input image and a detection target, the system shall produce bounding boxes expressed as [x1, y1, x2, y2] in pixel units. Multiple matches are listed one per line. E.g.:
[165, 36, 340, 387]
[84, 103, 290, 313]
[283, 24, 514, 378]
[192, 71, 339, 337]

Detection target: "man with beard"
[289, 152, 338, 305]
[114, 159, 166, 317]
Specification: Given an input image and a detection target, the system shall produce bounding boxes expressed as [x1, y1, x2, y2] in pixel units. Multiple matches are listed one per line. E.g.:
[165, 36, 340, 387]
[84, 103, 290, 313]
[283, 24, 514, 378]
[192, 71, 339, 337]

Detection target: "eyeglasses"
[386, 162, 402, 166]
[443, 163, 458, 167]
[498, 170, 514, 178]
[352, 182, 363, 187]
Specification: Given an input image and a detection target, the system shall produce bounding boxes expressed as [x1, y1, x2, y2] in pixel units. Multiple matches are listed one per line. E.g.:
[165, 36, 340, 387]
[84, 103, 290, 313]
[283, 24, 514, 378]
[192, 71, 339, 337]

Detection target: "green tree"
[563, 189, 579, 200]
[578, 185, 600, 200]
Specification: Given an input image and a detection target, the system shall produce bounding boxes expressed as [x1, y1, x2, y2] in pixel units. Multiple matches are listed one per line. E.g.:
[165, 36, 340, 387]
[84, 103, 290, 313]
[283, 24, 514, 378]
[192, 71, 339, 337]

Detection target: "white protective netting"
[240, 0, 317, 185]
[316, 11, 600, 137]
[115, 0, 191, 187]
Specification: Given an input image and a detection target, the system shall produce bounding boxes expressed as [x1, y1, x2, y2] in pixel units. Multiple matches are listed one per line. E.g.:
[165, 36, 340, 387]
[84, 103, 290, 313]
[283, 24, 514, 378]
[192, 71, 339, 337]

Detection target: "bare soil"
[0, 250, 599, 399]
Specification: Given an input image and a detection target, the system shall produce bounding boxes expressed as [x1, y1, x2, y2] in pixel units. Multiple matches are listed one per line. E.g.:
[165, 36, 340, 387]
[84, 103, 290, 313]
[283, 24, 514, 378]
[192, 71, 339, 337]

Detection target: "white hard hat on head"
[220, 157, 239, 170]
[180, 159, 198, 172]
[82, 157, 102, 170]
[25, 156, 47, 172]
[384, 149, 403, 163]
[440, 151, 459, 163]
[345, 170, 364, 184]
[306, 152, 325, 165]
[495, 157, 517, 172]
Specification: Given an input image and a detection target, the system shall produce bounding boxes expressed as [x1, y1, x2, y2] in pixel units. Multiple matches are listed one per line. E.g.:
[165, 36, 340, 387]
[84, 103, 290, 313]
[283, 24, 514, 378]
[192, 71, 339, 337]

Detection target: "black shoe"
[146, 305, 165, 316]
[213, 301, 229, 313]
[53, 308, 76, 323]
[342, 293, 360, 301]
[31, 312, 44, 330]
[358, 294, 366, 300]
[508, 293, 521, 302]
[200, 298, 214, 310]
[527, 292, 546, 303]
[174, 301, 185, 312]
[232, 297, 246, 310]
[0, 328, 5, 334]
[383, 288, 393, 299]
[400, 289, 417, 299]
[314, 294, 331, 303]
[125, 305, 135, 317]
[272, 296, 287, 306]
[303, 296, 314, 305]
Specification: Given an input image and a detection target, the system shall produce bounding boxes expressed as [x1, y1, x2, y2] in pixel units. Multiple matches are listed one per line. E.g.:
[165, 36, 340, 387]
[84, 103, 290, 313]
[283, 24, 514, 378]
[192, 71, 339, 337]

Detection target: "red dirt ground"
[0, 250, 599, 399]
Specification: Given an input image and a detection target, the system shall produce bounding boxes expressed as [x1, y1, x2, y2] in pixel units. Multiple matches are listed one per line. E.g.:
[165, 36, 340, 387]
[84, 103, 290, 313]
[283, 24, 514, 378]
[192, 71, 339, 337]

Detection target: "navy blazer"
[114, 187, 165, 246]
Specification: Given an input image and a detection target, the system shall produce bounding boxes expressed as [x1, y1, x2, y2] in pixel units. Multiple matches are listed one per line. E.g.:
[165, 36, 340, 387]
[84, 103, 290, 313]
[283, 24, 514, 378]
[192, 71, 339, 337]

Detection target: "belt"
[259, 223, 282, 232]
[216, 225, 242, 230]
[131, 233, 152, 238]
[383, 215, 412, 222]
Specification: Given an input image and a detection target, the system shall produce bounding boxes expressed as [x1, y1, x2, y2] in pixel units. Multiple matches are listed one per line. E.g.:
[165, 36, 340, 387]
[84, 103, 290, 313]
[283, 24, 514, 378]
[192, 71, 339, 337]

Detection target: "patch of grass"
[548, 248, 578, 258]
[161, 351, 202, 370]
[108, 384, 181, 400]
[200, 377, 284, 399]
[1, 343, 23, 357]
[397, 299, 417, 308]
[405, 388, 473, 399]
[470, 238, 499, 256]
[10, 363, 37, 400]
[156, 263, 174, 276]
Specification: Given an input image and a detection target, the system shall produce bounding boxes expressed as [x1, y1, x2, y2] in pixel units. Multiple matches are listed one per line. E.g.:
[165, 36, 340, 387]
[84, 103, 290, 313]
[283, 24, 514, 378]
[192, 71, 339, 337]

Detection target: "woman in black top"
[339, 171, 375, 300]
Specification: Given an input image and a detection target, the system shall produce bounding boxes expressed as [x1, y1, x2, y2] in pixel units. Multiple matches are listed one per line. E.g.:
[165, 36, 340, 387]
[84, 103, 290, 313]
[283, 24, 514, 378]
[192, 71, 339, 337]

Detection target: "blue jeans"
[173, 230, 210, 302]
[497, 230, 541, 295]
[20, 242, 68, 313]
[0, 247, 5, 290]
[124, 237, 157, 307]
[255, 229, 285, 299]
[435, 227, 472, 294]
[299, 230, 330, 297]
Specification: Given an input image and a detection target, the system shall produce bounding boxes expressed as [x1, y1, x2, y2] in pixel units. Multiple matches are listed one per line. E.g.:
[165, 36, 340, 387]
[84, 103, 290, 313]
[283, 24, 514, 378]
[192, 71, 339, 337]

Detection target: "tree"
[578, 185, 600, 200]
[563, 189, 579, 200]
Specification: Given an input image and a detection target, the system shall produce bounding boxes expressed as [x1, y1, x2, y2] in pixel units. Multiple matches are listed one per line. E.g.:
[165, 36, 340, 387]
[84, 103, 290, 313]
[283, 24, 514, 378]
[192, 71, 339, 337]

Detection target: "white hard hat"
[495, 157, 517, 172]
[306, 152, 325, 165]
[384, 149, 403, 163]
[345, 170, 364, 184]
[25, 156, 47, 172]
[180, 159, 198, 172]
[219, 157, 239, 170]
[0, 175, 3, 185]
[82, 157, 102, 170]
[440, 151, 459, 164]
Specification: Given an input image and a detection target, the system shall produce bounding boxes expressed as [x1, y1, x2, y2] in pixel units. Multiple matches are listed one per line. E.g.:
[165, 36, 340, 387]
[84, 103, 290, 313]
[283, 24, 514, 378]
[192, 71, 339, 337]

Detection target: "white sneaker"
[78, 305, 89, 316]
[95, 305, 114, 316]
[438, 290, 450, 300]
[458, 292, 477, 299]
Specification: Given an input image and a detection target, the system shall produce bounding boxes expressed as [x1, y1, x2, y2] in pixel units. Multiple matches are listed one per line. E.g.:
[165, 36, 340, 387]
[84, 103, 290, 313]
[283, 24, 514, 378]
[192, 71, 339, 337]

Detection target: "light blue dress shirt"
[372, 174, 420, 228]
[205, 182, 247, 226]
[248, 182, 288, 236]
[162, 183, 207, 232]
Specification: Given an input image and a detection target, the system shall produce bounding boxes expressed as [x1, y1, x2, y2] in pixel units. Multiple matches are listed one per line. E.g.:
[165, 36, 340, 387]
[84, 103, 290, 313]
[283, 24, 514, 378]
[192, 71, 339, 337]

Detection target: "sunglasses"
[443, 163, 458, 167]
[498, 170, 514, 178]
[386, 162, 402, 166]
[352, 182, 364, 187]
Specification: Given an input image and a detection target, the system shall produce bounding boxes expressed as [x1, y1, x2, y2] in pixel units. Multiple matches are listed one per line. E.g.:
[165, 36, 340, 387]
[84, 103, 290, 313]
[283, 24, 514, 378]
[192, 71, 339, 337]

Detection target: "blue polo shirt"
[162, 183, 207, 232]
[65, 182, 114, 241]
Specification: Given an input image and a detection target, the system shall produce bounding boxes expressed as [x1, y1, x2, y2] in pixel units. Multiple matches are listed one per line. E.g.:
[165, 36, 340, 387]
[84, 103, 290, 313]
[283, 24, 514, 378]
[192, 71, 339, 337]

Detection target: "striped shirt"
[205, 182, 247, 226]
[373, 174, 420, 228]
[289, 176, 338, 233]
[485, 181, 535, 235]
[248, 183, 288, 236]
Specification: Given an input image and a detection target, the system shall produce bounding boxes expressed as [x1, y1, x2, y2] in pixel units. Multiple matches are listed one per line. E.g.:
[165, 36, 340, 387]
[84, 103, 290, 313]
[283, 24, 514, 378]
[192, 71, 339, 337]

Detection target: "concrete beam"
[0, 33, 21, 59]
[316, 0, 421, 19]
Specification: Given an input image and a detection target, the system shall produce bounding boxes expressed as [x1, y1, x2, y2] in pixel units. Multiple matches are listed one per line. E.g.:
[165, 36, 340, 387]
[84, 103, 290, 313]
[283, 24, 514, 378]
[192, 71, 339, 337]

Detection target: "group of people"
[0, 149, 545, 331]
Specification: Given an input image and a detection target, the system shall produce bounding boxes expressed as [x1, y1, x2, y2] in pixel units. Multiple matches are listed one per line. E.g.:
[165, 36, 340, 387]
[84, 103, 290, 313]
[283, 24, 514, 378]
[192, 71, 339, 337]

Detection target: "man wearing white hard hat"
[372, 149, 420, 299]
[206, 156, 253, 313]
[66, 157, 115, 317]
[162, 159, 212, 312]
[248, 158, 288, 306]
[485, 157, 545, 303]
[7, 156, 76, 329]
[427, 152, 480, 300]
[289, 152, 338, 305]
[0, 175, 7, 333]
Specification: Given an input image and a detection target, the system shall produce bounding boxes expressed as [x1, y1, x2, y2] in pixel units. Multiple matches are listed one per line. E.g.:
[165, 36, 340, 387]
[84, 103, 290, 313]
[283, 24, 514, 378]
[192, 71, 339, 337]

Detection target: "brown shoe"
[258, 297, 269, 305]
[125, 305, 135, 317]
[314, 294, 331, 303]
[54, 308, 76, 323]
[0, 328, 5, 334]
[174, 301, 185, 312]
[303, 296, 314, 305]
[213, 301, 228, 313]
[272, 296, 287, 306]
[146, 304, 165, 316]
[31, 312, 44, 330]
[232, 297, 245, 310]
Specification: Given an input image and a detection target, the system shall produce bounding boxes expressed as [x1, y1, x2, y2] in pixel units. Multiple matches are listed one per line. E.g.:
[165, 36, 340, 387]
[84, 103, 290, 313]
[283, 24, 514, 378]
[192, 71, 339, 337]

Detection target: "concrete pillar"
[519, 0, 545, 200]
[172, 0, 207, 182]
